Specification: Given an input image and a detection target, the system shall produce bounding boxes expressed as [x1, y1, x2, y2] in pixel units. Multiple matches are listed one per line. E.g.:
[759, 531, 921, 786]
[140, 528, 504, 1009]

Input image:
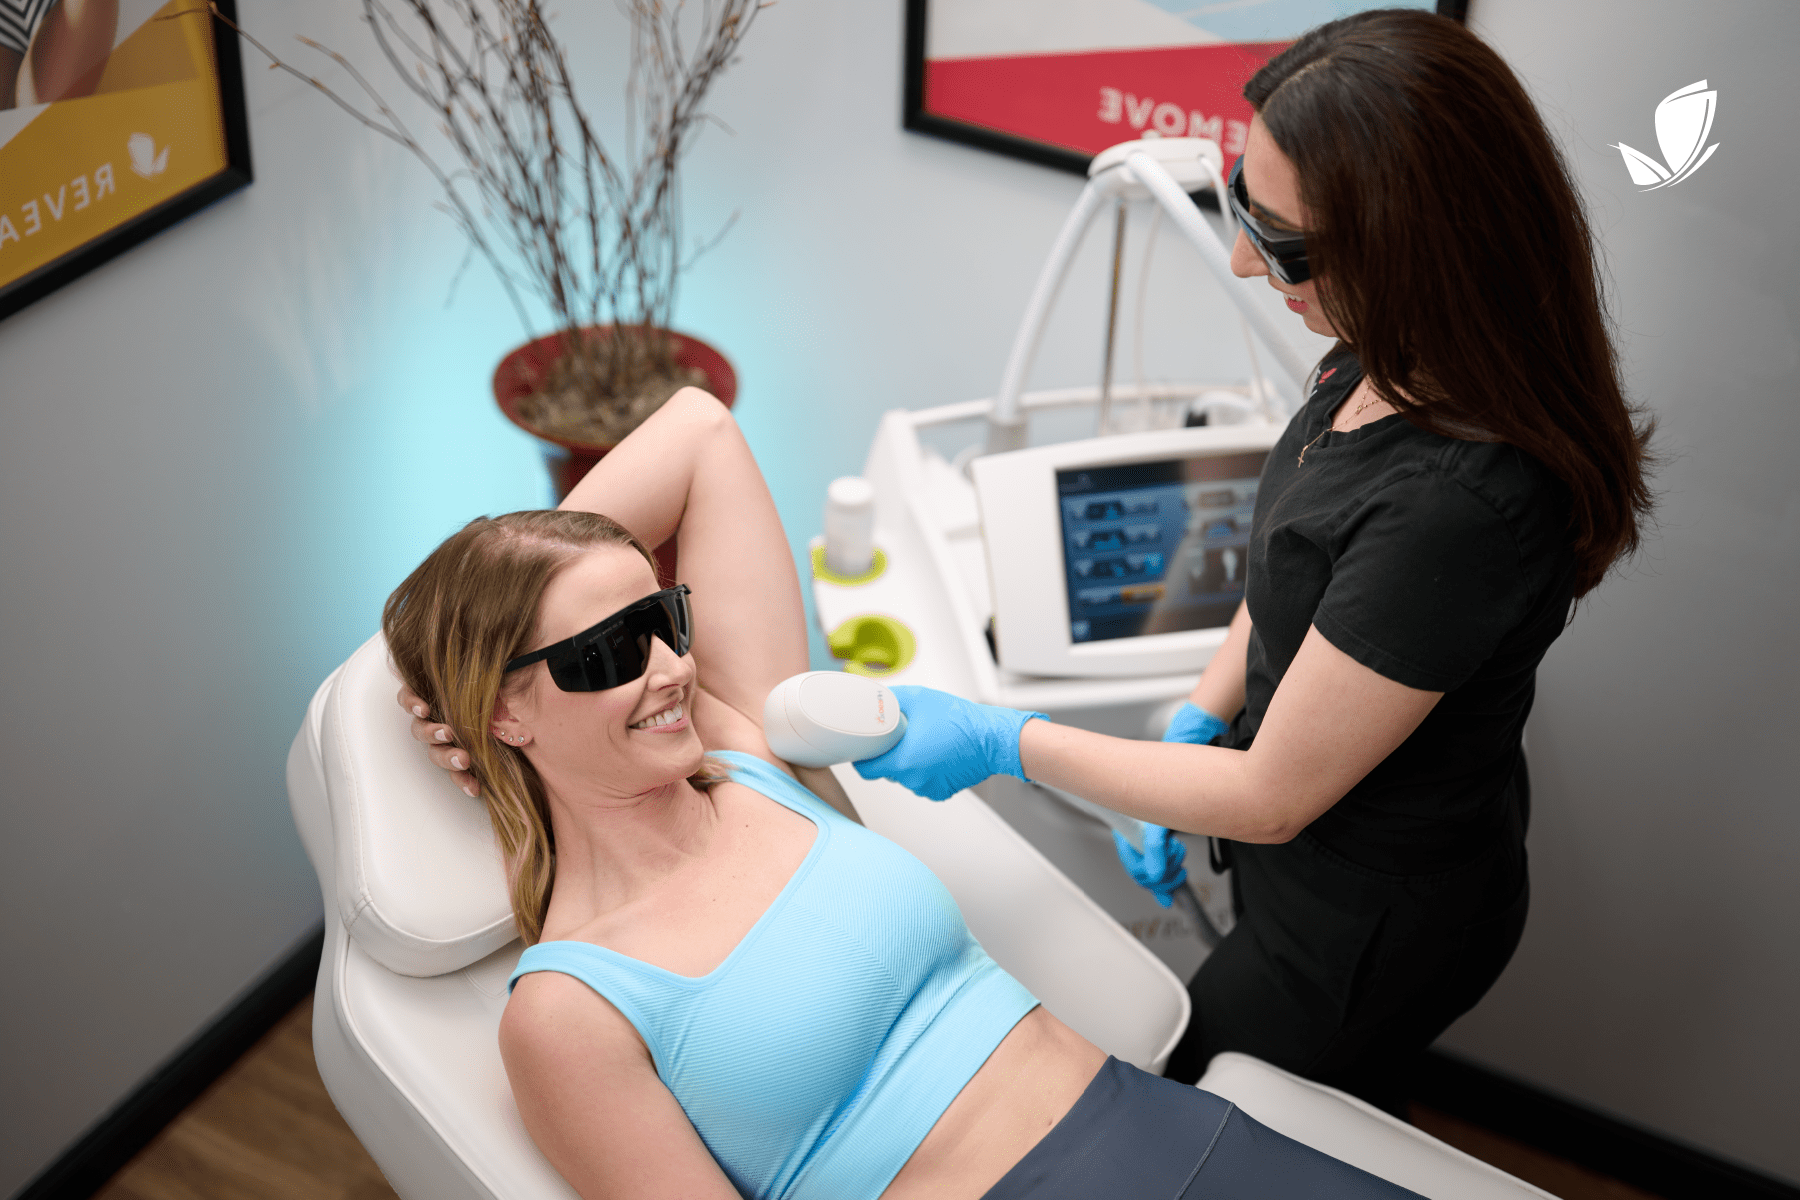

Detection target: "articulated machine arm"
[985, 139, 1309, 455]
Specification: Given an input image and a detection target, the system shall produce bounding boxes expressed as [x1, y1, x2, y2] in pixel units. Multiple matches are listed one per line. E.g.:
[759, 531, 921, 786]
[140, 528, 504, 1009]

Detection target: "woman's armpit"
[691, 683, 776, 759]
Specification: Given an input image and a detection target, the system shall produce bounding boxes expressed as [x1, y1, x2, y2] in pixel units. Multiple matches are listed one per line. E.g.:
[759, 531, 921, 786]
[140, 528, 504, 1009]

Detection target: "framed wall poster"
[0, 0, 250, 320]
[904, 0, 1468, 178]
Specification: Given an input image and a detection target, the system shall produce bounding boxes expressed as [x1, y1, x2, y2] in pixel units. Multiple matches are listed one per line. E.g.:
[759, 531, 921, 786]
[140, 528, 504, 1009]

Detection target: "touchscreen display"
[1055, 452, 1267, 644]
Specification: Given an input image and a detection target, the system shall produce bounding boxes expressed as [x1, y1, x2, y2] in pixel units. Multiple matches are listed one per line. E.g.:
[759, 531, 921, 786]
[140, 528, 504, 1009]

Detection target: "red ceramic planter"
[494, 326, 737, 583]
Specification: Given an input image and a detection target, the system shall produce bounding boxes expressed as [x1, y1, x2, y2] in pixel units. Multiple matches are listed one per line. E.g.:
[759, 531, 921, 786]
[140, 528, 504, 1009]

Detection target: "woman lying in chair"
[387, 387, 1417, 1200]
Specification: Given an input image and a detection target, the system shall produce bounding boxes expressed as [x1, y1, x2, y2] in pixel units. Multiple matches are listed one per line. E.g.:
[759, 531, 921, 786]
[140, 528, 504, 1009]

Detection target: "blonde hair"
[382, 510, 725, 945]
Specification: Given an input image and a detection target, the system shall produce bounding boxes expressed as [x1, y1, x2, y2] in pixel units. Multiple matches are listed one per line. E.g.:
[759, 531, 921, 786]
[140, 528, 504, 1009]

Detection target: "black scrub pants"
[1163, 789, 1530, 1115]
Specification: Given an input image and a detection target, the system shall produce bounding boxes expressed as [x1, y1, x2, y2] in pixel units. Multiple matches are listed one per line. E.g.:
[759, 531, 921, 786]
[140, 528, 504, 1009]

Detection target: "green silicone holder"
[826, 613, 917, 677]
[811, 545, 888, 587]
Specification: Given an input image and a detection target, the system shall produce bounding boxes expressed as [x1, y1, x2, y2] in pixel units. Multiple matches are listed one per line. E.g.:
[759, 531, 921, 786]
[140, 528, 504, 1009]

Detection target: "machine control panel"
[1056, 452, 1264, 644]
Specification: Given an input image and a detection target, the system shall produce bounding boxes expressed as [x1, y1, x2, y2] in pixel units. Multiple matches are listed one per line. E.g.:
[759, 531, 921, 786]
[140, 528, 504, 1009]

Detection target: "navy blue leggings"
[980, 1057, 1424, 1199]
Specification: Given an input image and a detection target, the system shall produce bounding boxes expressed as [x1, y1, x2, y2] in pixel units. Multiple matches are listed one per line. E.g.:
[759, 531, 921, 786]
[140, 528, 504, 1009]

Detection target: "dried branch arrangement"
[223, 0, 762, 444]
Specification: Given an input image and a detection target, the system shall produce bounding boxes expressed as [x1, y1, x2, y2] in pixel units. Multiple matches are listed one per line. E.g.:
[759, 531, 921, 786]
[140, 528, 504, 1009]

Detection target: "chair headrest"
[322, 634, 516, 976]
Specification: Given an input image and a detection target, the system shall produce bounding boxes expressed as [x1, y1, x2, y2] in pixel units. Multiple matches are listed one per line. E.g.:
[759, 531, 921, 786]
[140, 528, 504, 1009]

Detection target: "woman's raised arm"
[557, 387, 808, 732]
[556, 390, 861, 817]
[399, 388, 858, 815]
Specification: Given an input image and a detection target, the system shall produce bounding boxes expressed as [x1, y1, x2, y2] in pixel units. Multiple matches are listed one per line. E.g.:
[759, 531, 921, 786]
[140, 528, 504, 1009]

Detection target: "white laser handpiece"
[763, 672, 907, 768]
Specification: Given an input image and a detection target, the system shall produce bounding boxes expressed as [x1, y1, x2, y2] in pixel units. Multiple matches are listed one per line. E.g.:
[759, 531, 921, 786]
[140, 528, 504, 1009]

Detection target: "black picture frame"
[0, 0, 253, 321]
[903, 0, 1468, 177]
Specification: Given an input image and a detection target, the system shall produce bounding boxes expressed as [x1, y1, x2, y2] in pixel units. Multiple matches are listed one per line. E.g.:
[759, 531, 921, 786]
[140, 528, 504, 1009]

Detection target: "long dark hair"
[1246, 9, 1654, 597]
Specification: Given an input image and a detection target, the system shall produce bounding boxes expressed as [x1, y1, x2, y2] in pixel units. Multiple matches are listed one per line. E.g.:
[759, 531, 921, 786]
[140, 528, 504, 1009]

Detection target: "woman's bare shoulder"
[501, 968, 647, 1070]
[500, 965, 745, 1197]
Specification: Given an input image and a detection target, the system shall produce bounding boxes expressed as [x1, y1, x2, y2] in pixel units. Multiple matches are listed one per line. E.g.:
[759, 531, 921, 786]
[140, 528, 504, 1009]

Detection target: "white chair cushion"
[322, 634, 515, 977]
[1197, 1052, 1558, 1199]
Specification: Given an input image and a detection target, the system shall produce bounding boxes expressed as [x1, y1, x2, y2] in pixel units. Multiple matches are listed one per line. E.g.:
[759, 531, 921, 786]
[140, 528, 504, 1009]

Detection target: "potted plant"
[226, 0, 759, 518]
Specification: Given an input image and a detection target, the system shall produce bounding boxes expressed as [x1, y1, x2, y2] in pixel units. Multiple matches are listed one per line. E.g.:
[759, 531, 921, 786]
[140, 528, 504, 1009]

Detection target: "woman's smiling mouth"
[630, 702, 686, 731]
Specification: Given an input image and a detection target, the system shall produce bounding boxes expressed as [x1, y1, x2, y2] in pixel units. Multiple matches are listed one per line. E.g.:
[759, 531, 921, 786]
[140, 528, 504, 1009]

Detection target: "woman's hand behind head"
[396, 684, 481, 797]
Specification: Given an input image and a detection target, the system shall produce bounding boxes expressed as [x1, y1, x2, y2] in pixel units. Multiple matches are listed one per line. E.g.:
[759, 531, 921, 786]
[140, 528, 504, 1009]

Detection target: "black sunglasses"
[1227, 157, 1312, 286]
[504, 585, 693, 692]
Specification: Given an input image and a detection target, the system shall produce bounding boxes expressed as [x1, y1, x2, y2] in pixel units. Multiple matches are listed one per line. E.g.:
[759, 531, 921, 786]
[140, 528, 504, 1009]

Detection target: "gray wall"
[1438, 0, 1800, 1184]
[2, 0, 1794, 1193]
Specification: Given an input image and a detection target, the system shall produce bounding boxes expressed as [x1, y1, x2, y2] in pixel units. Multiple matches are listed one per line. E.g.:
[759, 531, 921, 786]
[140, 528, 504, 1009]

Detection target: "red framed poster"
[904, 0, 1466, 178]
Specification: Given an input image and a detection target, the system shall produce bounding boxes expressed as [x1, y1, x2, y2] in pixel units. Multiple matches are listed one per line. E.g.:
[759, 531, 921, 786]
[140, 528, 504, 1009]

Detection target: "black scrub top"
[1226, 348, 1577, 875]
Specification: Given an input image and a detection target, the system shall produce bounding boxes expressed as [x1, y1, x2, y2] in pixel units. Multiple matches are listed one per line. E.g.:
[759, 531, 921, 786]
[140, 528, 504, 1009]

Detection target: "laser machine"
[810, 136, 1311, 980]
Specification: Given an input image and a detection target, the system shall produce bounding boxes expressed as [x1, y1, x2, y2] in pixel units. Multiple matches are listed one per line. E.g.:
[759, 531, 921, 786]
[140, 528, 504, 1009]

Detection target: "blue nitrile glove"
[853, 685, 1048, 802]
[1111, 702, 1228, 906]
[1113, 824, 1189, 908]
[1163, 701, 1228, 746]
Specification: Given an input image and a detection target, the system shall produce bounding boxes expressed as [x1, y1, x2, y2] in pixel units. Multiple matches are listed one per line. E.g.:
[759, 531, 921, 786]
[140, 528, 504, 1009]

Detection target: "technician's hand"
[1111, 701, 1229, 906]
[1113, 825, 1189, 908]
[1163, 700, 1229, 747]
[396, 685, 481, 797]
[853, 685, 1047, 802]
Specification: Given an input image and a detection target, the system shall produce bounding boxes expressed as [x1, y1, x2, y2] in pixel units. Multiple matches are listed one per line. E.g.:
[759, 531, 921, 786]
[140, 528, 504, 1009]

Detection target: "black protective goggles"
[504, 585, 692, 692]
[1227, 157, 1312, 286]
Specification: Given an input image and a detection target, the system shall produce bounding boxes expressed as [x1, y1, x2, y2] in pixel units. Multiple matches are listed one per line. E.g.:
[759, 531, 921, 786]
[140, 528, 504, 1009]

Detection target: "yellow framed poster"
[0, 0, 250, 318]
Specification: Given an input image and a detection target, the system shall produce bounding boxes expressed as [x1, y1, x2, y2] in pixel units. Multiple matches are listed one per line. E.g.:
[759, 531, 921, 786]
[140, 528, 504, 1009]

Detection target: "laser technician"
[855, 10, 1656, 1113]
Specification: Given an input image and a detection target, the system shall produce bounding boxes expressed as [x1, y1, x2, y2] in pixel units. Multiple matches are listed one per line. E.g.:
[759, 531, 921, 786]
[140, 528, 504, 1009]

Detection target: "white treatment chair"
[287, 634, 1556, 1199]
[286, 634, 1188, 1200]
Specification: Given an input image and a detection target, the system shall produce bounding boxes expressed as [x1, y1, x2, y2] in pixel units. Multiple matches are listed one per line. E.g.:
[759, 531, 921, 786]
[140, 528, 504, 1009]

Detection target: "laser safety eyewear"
[504, 584, 693, 692]
[1227, 157, 1312, 286]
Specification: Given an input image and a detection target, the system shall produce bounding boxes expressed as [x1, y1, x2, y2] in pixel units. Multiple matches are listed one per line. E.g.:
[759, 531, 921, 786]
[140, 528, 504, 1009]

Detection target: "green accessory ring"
[826, 613, 917, 677]
[811, 545, 888, 586]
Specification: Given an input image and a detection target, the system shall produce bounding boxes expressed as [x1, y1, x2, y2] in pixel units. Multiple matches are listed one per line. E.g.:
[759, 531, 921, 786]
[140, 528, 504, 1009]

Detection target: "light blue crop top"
[507, 751, 1038, 1200]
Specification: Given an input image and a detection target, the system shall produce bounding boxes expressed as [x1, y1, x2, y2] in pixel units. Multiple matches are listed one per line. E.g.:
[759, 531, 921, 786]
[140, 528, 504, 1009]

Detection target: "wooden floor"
[94, 998, 397, 1200]
[93, 995, 1661, 1200]
[1410, 1107, 1662, 1200]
